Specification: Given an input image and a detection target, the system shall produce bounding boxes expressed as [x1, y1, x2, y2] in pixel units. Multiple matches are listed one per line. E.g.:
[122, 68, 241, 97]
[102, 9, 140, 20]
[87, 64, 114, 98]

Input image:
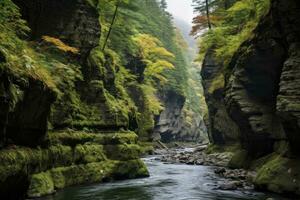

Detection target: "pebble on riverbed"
[154, 145, 256, 192]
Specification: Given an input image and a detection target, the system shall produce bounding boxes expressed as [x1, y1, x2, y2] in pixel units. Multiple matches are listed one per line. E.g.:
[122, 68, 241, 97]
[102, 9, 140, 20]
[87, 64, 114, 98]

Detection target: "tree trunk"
[205, 0, 212, 29]
[102, 2, 119, 51]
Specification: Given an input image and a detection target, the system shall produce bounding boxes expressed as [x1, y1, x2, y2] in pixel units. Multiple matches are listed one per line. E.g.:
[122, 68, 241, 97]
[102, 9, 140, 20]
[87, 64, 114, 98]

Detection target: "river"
[38, 155, 290, 200]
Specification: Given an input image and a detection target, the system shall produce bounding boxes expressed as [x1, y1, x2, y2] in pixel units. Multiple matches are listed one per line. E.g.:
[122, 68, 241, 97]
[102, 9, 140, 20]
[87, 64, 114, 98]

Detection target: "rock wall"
[201, 0, 300, 195]
[0, 0, 149, 199]
[13, 0, 100, 56]
[153, 90, 207, 142]
[201, 51, 240, 145]
[0, 131, 148, 199]
[0, 54, 56, 147]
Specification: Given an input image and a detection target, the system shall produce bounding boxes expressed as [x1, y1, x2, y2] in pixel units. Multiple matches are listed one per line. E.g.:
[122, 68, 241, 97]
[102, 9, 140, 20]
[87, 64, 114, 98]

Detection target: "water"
[40, 157, 286, 200]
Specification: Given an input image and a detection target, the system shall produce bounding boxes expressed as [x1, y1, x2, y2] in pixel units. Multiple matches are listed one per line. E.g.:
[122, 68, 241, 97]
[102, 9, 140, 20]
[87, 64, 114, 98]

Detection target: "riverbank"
[37, 151, 289, 200]
[0, 131, 149, 199]
[152, 144, 298, 199]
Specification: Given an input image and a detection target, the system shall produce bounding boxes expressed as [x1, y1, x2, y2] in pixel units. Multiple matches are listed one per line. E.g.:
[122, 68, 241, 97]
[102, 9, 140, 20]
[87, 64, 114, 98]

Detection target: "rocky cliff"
[153, 90, 207, 142]
[0, 0, 150, 199]
[201, 0, 300, 195]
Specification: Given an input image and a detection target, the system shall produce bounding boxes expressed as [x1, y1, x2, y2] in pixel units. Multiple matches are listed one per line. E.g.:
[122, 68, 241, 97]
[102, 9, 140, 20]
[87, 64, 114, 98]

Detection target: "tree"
[192, 0, 212, 32]
[102, 1, 120, 51]
[191, 0, 236, 36]
[205, 0, 212, 29]
[133, 34, 175, 83]
[100, 0, 130, 51]
[194, 0, 270, 65]
[160, 0, 167, 11]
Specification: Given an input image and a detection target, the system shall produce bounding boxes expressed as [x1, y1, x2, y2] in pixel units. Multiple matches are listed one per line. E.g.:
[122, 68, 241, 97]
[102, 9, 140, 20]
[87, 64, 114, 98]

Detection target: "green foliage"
[140, 84, 163, 115]
[0, 0, 29, 36]
[99, 0, 189, 96]
[195, 0, 270, 67]
[133, 34, 175, 83]
[0, 0, 59, 91]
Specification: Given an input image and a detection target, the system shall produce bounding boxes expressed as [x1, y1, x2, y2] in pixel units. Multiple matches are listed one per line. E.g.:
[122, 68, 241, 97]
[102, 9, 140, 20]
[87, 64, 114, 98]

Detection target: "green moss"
[98, 132, 138, 145]
[250, 153, 276, 171]
[254, 155, 300, 195]
[139, 142, 154, 155]
[112, 159, 149, 179]
[136, 109, 155, 141]
[0, 147, 49, 181]
[31, 161, 116, 192]
[205, 144, 240, 154]
[48, 131, 97, 146]
[29, 159, 148, 195]
[87, 48, 106, 78]
[74, 144, 106, 163]
[104, 144, 141, 161]
[228, 149, 249, 169]
[48, 131, 139, 146]
[208, 73, 225, 94]
[27, 172, 55, 198]
[49, 145, 73, 167]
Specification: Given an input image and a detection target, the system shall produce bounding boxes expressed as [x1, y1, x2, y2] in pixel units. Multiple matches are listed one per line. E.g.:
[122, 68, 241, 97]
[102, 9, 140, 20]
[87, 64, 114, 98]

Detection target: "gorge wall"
[0, 0, 207, 199]
[153, 90, 207, 143]
[201, 0, 300, 195]
[0, 0, 145, 199]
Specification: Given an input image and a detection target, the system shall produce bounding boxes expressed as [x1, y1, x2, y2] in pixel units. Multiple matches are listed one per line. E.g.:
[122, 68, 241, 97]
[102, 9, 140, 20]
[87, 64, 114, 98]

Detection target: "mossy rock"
[48, 131, 96, 146]
[98, 132, 138, 145]
[139, 142, 154, 155]
[29, 161, 117, 194]
[28, 159, 149, 196]
[74, 144, 106, 163]
[228, 149, 249, 169]
[27, 172, 55, 198]
[0, 145, 72, 182]
[254, 154, 300, 195]
[48, 131, 138, 146]
[0, 147, 50, 181]
[205, 144, 240, 154]
[112, 159, 149, 180]
[49, 145, 73, 167]
[208, 73, 225, 94]
[104, 144, 141, 161]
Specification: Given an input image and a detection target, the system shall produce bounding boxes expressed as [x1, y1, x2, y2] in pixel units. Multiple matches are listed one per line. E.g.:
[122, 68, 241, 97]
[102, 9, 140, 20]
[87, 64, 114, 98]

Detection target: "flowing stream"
[38, 154, 289, 200]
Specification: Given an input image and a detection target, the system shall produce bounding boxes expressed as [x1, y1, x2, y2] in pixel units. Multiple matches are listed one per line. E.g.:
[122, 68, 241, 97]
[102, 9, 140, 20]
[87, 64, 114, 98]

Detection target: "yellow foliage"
[141, 84, 163, 115]
[133, 34, 175, 84]
[42, 36, 79, 54]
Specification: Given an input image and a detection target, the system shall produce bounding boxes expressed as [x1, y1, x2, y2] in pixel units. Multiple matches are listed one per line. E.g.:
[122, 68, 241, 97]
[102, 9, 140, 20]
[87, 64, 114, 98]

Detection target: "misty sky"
[165, 0, 194, 25]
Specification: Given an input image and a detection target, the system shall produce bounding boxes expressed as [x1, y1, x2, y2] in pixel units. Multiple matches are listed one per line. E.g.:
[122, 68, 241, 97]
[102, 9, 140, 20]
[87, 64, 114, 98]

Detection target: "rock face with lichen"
[201, 51, 240, 145]
[0, 131, 149, 199]
[0, 0, 150, 199]
[201, 0, 300, 195]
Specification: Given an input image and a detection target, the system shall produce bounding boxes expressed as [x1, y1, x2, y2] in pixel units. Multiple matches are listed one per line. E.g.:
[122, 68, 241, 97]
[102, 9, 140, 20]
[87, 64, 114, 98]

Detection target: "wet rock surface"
[200, 0, 300, 196]
[154, 146, 256, 192]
